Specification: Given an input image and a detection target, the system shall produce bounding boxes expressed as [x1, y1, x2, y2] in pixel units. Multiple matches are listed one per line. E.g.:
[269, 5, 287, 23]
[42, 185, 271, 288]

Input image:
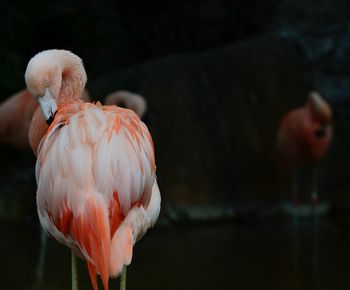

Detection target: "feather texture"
[36, 100, 160, 290]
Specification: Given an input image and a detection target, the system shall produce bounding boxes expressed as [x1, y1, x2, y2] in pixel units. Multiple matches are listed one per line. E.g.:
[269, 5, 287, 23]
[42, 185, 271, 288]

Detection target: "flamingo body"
[104, 91, 147, 119]
[0, 90, 37, 149]
[25, 50, 160, 290]
[277, 92, 332, 169]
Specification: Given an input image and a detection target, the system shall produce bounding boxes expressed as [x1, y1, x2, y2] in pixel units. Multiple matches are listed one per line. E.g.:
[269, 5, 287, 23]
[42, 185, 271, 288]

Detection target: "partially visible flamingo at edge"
[0, 87, 91, 285]
[0, 90, 38, 149]
[104, 90, 147, 120]
[277, 91, 332, 280]
[0, 89, 146, 150]
[0, 85, 149, 288]
[0, 89, 90, 150]
[25, 49, 161, 290]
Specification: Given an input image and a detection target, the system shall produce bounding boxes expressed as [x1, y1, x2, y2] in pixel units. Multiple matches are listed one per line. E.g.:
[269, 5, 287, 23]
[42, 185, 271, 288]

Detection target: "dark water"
[0, 217, 349, 290]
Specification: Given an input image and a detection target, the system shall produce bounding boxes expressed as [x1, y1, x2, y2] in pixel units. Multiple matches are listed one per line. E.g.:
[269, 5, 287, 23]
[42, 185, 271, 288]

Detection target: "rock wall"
[89, 34, 309, 217]
[1, 1, 350, 222]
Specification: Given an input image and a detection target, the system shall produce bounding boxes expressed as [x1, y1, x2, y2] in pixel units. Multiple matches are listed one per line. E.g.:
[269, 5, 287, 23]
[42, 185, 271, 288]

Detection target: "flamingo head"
[25, 49, 87, 125]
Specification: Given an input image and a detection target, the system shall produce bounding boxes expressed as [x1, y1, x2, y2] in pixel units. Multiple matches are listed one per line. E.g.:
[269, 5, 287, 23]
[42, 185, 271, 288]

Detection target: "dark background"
[1, 0, 349, 222]
[1, 1, 350, 289]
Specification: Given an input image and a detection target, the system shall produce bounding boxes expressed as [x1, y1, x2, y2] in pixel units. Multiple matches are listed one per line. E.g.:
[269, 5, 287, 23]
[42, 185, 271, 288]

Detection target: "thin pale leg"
[36, 227, 48, 285]
[120, 266, 127, 290]
[311, 166, 320, 230]
[72, 251, 78, 290]
[292, 170, 300, 285]
[311, 166, 320, 282]
[292, 171, 299, 229]
[311, 166, 319, 206]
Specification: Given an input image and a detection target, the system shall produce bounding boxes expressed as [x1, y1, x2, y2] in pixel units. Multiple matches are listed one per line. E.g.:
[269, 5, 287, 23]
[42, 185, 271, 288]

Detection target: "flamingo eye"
[315, 127, 326, 138]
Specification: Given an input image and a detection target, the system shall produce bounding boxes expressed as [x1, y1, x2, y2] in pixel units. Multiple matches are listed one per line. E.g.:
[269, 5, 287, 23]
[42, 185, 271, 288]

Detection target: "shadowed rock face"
[1, 1, 350, 224]
[271, 0, 350, 103]
[89, 34, 309, 213]
[0, 34, 348, 223]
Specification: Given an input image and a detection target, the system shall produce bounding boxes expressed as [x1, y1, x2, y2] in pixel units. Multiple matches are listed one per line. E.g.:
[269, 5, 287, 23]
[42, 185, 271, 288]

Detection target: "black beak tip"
[46, 111, 57, 126]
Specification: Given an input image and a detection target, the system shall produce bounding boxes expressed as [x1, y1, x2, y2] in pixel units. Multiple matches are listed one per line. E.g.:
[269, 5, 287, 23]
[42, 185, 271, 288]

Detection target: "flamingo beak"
[38, 87, 58, 125]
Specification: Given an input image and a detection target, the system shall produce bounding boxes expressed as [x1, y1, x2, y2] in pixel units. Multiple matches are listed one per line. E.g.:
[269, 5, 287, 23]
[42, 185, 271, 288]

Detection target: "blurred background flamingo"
[0, 90, 37, 149]
[277, 91, 333, 211]
[0, 89, 146, 150]
[104, 90, 147, 120]
[277, 91, 333, 283]
[0, 89, 90, 150]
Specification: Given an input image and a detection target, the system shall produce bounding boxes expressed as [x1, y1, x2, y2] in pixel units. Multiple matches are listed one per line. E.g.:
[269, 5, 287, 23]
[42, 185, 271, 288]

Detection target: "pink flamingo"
[25, 49, 161, 290]
[277, 91, 332, 281]
[104, 91, 147, 119]
[0, 89, 90, 150]
[0, 88, 146, 285]
[0, 90, 38, 149]
[277, 91, 332, 207]
[0, 88, 90, 284]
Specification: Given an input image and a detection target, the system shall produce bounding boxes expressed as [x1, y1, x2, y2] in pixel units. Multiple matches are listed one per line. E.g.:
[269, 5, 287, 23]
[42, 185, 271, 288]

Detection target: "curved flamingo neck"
[29, 108, 49, 156]
[26, 50, 87, 154]
[55, 51, 87, 106]
[105, 91, 147, 118]
[25, 50, 87, 107]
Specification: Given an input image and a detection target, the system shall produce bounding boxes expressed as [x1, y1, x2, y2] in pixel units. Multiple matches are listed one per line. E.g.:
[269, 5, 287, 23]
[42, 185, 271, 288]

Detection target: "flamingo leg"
[311, 166, 319, 205]
[72, 251, 78, 290]
[291, 170, 300, 284]
[292, 171, 299, 229]
[311, 165, 320, 226]
[36, 227, 48, 284]
[311, 166, 320, 231]
[120, 266, 127, 290]
[311, 166, 320, 281]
